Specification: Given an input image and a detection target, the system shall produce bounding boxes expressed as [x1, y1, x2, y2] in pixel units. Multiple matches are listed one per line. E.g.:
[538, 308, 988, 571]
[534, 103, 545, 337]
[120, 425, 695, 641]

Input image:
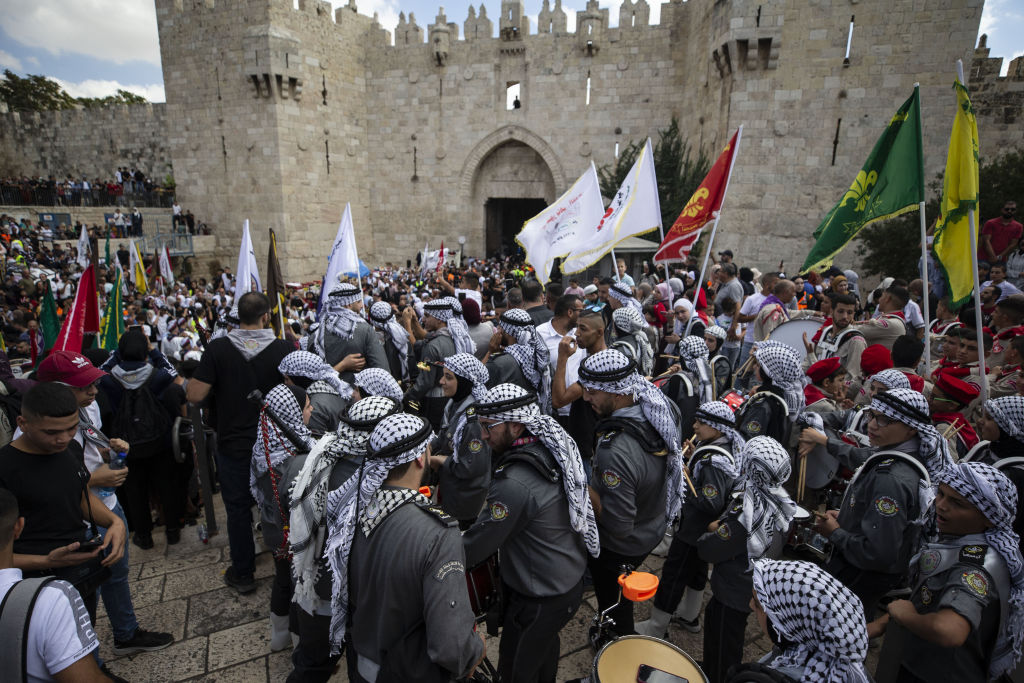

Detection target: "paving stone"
[105, 636, 208, 682]
[186, 582, 274, 638]
[188, 656, 268, 682]
[97, 598, 189, 656]
[207, 618, 273, 671]
[140, 547, 225, 579]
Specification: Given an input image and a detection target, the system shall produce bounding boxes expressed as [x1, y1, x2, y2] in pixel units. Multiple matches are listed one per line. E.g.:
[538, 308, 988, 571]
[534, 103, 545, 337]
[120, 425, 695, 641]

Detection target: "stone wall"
[0, 104, 171, 182]
[970, 35, 1024, 165]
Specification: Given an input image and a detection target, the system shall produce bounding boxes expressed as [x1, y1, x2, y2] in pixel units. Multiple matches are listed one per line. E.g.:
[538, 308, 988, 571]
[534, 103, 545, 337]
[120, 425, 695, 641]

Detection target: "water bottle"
[197, 523, 209, 544]
[98, 451, 127, 498]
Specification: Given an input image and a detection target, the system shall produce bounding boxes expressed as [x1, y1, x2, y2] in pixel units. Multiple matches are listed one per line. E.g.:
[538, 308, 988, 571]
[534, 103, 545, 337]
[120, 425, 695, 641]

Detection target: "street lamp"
[458, 235, 466, 266]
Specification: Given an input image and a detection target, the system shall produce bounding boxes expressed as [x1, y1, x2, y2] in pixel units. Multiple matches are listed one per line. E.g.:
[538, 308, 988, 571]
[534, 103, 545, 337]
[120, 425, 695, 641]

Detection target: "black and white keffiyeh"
[442, 352, 491, 450]
[612, 307, 654, 376]
[249, 384, 315, 508]
[738, 436, 799, 560]
[289, 396, 399, 609]
[368, 301, 410, 380]
[578, 348, 687, 521]
[279, 350, 351, 398]
[477, 383, 600, 556]
[608, 281, 642, 312]
[940, 461, 1024, 678]
[869, 369, 911, 391]
[314, 283, 365, 355]
[324, 413, 434, 653]
[693, 401, 745, 478]
[424, 297, 476, 356]
[498, 308, 553, 413]
[986, 396, 1024, 442]
[705, 324, 727, 342]
[679, 335, 715, 403]
[871, 388, 952, 482]
[753, 559, 871, 683]
[754, 341, 807, 421]
[353, 368, 403, 402]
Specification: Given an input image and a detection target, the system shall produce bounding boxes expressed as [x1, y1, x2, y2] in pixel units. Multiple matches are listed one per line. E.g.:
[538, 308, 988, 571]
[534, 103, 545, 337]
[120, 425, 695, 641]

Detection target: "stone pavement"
[98, 494, 783, 682]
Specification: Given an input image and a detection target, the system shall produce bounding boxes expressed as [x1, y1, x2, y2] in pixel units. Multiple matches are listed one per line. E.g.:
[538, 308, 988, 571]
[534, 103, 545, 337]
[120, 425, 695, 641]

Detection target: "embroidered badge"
[963, 545, 985, 557]
[920, 586, 933, 605]
[602, 470, 622, 489]
[365, 498, 381, 519]
[434, 560, 465, 582]
[489, 502, 509, 521]
[702, 484, 719, 499]
[962, 571, 989, 597]
[920, 550, 941, 574]
[466, 406, 475, 417]
[874, 496, 899, 517]
[468, 439, 483, 453]
[746, 421, 762, 434]
[878, 458, 894, 467]
[716, 524, 731, 540]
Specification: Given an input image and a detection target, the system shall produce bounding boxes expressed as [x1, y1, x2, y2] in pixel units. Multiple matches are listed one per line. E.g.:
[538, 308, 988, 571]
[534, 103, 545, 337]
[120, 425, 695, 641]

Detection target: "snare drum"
[787, 505, 832, 562]
[465, 555, 500, 621]
[593, 635, 708, 683]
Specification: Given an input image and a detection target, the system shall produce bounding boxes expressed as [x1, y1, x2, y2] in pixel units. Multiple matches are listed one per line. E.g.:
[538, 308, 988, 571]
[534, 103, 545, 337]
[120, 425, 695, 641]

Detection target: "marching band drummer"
[427, 353, 492, 523]
[736, 341, 806, 445]
[803, 357, 848, 414]
[928, 373, 981, 459]
[870, 461, 1024, 682]
[811, 388, 952, 619]
[636, 402, 745, 639]
[801, 292, 867, 380]
[660, 336, 717, 443]
[462, 384, 598, 683]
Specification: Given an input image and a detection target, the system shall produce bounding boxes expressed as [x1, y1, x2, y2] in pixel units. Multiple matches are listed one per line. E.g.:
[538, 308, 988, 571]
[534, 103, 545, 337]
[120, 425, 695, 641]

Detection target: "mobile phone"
[637, 665, 689, 683]
[78, 537, 104, 551]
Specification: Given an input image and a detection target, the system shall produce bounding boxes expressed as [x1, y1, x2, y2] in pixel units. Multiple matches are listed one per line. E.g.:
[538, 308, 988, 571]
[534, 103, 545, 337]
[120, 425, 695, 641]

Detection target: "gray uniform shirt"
[407, 329, 456, 401]
[325, 320, 388, 383]
[436, 402, 491, 521]
[591, 403, 676, 556]
[463, 441, 587, 597]
[485, 352, 528, 389]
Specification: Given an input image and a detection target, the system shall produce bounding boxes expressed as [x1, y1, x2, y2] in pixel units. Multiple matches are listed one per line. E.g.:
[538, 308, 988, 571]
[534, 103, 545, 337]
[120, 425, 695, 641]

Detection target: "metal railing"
[0, 182, 176, 209]
[140, 231, 195, 257]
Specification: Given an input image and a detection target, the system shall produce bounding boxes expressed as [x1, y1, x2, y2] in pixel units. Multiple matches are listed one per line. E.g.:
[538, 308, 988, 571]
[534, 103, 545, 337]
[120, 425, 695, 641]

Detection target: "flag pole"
[687, 125, 744, 335]
[957, 60, 989, 401]
[913, 82, 932, 379]
[656, 202, 673, 308]
[611, 247, 620, 282]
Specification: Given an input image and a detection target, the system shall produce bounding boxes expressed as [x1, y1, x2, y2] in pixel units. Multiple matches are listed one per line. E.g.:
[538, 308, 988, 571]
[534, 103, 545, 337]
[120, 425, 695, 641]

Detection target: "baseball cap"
[37, 350, 107, 387]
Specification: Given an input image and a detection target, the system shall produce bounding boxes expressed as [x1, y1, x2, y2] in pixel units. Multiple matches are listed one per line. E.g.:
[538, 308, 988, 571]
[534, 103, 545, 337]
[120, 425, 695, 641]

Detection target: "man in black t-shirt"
[0, 382, 127, 630]
[186, 292, 293, 593]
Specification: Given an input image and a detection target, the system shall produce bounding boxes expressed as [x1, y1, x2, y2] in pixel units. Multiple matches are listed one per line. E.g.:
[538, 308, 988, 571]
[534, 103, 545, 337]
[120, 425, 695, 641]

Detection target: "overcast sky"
[0, 0, 1020, 103]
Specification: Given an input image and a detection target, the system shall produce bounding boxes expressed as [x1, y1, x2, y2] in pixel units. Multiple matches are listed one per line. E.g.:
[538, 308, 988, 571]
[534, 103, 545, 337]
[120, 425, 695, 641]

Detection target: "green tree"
[0, 69, 77, 112]
[855, 148, 1024, 280]
[598, 117, 711, 243]
[77, 89, 149, 108]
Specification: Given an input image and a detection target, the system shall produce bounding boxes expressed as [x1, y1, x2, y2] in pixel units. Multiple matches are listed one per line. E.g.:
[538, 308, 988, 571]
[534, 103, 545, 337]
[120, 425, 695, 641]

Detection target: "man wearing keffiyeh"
[638, 401, 745, 639]
[578, 348, 684, 637]
[812, 387, 950, 618]
[878, 461, 1024, 682]
[696, 436, 798, 683]
[352, 367, 403, 403]
[488, 307, 553, 414]
[287, 396, 399, 682]
[367, 300, 412, 381]
[970, 395, 1024, 547]
[610, 306, 654, 377]
[332, 413, 486, 680]
[661, 335, 716, 444]
[462, 384, 597, 682]
[606, 280, 642, 314]
[279, 350, 351, 436]
[313, 282, 388, 383]
[403, 297, 458, 430]
[736, 340, 806, 445]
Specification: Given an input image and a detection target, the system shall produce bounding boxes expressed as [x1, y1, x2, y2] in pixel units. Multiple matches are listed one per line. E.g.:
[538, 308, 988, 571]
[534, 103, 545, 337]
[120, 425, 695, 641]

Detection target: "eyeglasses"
[865, 411, 896, 427]
[480, 420, 506, 433]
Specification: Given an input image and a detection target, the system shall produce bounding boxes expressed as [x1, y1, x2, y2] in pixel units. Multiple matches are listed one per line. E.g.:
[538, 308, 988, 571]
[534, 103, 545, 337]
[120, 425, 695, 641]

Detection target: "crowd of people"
[0, 196, 1022, 682]
[0, 166, 176, 209]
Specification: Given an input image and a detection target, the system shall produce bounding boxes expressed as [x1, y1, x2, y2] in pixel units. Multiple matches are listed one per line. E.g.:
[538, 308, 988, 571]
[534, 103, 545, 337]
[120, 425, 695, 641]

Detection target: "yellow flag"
[932, 80, 980, 308]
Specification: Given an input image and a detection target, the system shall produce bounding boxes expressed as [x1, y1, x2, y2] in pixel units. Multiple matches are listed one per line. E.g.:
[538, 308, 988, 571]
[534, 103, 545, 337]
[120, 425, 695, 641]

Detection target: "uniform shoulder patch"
[715, 523, 731, 540]
[468, 439, 483, 453]
[702, 484, 719, 499]
[920, 585, 933, 605]
[959, 544, 987, 566]
[489, 501, 510, 521]
[416, 501, 458, 527]
[874, 496, 899, 517]
[745, 420, 762, 435]
[961, 570, 989, 598]
[601, 470, 622, 489]
[434, 560, 465, 582]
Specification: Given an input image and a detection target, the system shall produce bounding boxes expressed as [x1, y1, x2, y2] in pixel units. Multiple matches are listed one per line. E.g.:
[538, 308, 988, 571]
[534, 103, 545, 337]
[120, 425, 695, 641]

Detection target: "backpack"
[111, 377, 171, 447]
[0, 577, 57, 683]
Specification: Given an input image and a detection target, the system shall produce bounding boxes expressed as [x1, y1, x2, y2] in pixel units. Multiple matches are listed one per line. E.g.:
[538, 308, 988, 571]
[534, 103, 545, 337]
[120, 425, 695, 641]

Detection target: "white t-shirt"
[739, 292, 767, 342]
[0, 568, 98, 682]
[535, 321, 585, 416]
[903, 301, 925, 330]
[455, 289, 482, 308]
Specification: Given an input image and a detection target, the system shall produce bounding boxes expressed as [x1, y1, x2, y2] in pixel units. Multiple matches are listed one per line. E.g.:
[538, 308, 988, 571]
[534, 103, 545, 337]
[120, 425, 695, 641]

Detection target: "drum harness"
[815, 325, 864, 359]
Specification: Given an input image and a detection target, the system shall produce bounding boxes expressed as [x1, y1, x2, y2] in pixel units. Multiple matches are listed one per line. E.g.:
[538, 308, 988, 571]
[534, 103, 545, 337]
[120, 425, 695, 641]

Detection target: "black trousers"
[288, 607, 340, 683]
[588, 548, 649, 637]
[653, 536, 707, 613]
[271, 557, 293, 617]
[498, 580, 583, 683]
[216, 446, 257, 576]
[121, 452, 186, 534]
[702, 596, 749, 683]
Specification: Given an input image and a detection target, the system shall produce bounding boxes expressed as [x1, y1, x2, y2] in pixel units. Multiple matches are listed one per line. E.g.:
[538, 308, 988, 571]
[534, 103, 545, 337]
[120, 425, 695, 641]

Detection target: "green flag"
[99, 268, 125, 350]
[105, 234, 111, 268]
[37, 280, 61, 365]
[800, 89, 924, 273]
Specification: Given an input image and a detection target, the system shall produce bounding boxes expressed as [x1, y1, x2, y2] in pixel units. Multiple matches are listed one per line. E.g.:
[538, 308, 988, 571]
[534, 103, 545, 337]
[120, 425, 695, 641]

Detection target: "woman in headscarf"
[729, 559, 870, 683]
[352, 367, 403, 403]
[704, 324, 732, 399]
[661, 298, 694, 359]
[736, 340, 806, 444]
[367, 300, 412, 383]
[279, 350, 352, 435]
[428, 352, 493, 522]
[611, 306, 654, 377]
[637, 401, 745, 639]
[249, 383, 315, 652]
[697, 436, 798, 683]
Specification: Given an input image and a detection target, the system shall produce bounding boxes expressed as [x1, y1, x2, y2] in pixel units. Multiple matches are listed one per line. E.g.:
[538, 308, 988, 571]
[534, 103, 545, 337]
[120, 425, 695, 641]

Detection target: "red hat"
[900, 370, 925, 393]
[860, 344, 893, 376]
[933, 372, 980, 406]
[37, 350, 107, 387]
[806, 357, 842, 384]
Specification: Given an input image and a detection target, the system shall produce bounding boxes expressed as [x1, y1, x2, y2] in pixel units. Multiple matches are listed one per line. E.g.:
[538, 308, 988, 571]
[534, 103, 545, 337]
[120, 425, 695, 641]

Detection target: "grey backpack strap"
[0, 576, 57, 683]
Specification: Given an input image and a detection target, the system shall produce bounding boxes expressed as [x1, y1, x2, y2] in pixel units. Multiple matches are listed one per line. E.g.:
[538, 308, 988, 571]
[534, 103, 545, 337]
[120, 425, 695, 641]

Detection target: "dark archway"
[485, 197, 547, 256]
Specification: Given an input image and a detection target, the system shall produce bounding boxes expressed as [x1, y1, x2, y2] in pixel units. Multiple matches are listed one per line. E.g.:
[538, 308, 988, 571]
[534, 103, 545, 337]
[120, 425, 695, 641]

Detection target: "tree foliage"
[855, 148, 1024, 280]
[0, 70, 147, 112]
[598, 117, 711, 243]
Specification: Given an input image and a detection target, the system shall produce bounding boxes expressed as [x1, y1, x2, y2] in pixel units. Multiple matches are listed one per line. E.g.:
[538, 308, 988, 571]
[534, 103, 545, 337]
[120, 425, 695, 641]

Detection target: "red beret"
[901, 370, 925, 393]
[806, 357, 842, 384]
[933, 373, 980, 406]
[860, 344, 893, 376]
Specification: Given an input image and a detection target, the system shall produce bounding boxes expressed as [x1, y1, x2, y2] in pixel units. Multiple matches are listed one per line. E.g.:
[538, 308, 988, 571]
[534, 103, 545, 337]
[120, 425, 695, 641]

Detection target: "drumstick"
[736, 354, 756, 378]
[941, 421, 967, 440]
[683, 466, 698, 498]
[811, 510, 828, 519]
[797, 452, 807, 503]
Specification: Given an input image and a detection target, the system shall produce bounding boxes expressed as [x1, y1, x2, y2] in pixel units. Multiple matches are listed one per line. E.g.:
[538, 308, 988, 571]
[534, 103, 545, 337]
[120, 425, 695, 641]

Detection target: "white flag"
[419, 241, 430, 277]
[235, 219, 262, 294]
[159, 245, 174, 284]
[323, 204, 360, 292]
[515, 162, 605, 284]
[562, 138, 662, 274]
[77, 225, 90, 269]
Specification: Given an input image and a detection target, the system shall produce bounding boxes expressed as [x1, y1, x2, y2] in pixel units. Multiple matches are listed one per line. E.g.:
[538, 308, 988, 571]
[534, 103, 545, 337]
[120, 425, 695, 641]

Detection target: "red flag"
[654, 129, 741, 263]
[437, 241, 444, 273]
[55, 265, 101, 352]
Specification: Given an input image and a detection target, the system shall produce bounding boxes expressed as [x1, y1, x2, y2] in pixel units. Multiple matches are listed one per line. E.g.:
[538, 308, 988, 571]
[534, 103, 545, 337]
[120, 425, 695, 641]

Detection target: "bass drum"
[767, 317, 826, 362]
[593, 635, 708, 683]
